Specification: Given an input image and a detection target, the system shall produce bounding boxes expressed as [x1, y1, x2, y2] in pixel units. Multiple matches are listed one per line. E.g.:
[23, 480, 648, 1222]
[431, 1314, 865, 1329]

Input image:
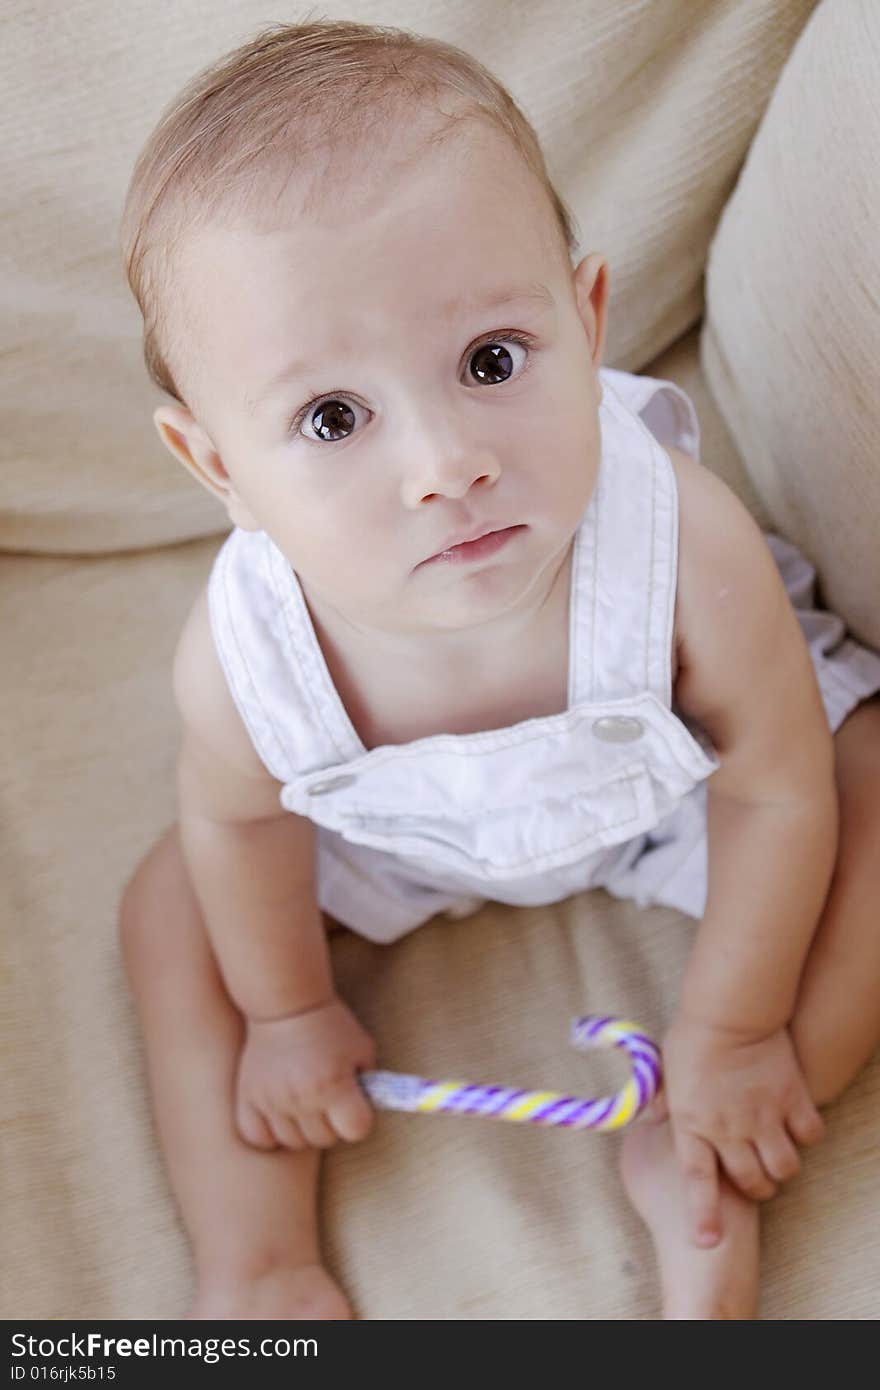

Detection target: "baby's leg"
[620, 1120, 759, 1318]
[788, 694, 880, 1103]
[621, 694, 880, 1319]
[119, 824, 351, 1320]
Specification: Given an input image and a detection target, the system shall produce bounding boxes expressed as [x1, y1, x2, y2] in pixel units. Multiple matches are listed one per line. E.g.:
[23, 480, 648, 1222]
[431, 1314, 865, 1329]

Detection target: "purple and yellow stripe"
[360, 1015, 662, 1134]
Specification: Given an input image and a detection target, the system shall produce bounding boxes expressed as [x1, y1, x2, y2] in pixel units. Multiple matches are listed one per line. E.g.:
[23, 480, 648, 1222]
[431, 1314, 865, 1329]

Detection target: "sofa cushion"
[702, 0, 880, 647]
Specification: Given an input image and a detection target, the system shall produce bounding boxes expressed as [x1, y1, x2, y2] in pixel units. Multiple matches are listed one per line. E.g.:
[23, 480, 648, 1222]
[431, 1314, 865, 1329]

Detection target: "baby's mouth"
[418, 524, 527, 568]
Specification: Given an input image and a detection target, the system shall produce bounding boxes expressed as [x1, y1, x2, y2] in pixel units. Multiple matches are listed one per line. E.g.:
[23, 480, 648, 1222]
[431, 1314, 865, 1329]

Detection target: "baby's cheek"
[310, 513, 382, 592]
[549, 433, 600, 516]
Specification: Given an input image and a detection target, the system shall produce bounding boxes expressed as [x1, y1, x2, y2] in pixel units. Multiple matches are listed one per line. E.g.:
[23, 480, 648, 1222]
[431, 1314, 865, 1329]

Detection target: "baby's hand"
[235, 996, 378, 1151]
[661, 1015, 825, 1247]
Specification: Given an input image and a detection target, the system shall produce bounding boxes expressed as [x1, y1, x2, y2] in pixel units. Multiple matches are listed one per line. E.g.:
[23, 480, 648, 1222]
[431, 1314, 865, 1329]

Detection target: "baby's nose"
[402, 448, 501, 508]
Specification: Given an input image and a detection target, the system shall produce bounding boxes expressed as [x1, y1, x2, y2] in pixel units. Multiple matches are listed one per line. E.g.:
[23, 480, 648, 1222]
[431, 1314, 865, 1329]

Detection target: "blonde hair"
[120, 16, 580, 408]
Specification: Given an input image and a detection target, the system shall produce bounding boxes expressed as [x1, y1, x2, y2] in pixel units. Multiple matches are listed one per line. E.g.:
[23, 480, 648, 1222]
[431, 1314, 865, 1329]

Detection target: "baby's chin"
[405, 530, 573, 627]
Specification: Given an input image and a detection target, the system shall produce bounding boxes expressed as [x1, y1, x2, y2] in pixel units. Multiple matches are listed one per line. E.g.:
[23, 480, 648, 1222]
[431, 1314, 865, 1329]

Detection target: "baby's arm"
[171, 586, 376, 1150]
[663, 448, 833, 1239]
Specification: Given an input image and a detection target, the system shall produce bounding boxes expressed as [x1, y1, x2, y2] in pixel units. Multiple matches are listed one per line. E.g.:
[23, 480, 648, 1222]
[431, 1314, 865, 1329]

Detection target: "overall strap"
[207, 527, 360, 782]
[569, 369, 699, 710]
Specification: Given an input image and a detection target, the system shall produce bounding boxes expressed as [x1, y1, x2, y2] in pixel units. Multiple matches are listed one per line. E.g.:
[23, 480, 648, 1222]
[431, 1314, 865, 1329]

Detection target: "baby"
[119, 20, 880, 1320]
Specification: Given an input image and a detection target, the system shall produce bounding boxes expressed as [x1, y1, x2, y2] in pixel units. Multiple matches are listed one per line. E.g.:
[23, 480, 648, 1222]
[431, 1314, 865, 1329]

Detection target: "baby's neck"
[300, 542, 574, 750]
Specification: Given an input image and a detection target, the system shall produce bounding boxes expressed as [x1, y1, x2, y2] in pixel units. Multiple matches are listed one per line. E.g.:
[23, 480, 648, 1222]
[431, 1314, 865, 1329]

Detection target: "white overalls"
[207, 369, 880, 942]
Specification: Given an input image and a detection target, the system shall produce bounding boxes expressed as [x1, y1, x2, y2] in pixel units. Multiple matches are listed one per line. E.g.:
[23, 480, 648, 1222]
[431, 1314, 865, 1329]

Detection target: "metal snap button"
[591, 715, 645, 744]
[307, 773, 358, 796]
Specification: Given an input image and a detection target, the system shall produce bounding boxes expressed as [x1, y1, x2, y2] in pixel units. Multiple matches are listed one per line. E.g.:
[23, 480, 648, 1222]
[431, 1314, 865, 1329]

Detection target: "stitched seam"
[663, 446, 678, 708]
[646, 441, 656, 693]
[598, 387, 659, 703]
[567, 518, 581, 705]
[271, 548, 354, 763]
[620, 383, 672, 705]
[654, 435, 677, 709]
[590, 458, 600, 702]
[338, 761, 648, 823]
[300, 699, 648, 769]
[625, 382, 687, 707]
[292, 690, 721, 788]
[340, 772, 647, 872]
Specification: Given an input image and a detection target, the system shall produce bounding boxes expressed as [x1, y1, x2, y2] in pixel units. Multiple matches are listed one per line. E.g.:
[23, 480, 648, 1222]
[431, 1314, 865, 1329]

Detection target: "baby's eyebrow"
[438, 279, 555, 322]
[244, 281, 554, 417]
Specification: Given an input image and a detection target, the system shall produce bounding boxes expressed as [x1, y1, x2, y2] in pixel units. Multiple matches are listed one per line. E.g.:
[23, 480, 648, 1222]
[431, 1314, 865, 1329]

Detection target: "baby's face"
[165, 126, 607, 639]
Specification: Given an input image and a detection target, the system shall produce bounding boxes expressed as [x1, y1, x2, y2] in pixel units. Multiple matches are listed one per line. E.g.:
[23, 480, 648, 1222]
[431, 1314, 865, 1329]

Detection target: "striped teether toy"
[360, 1015, 661, 1133]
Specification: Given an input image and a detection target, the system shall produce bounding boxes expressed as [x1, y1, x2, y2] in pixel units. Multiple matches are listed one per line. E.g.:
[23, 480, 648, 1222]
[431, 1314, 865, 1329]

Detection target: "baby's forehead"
[181, 135, 559, 298]
[178, 213, 558, 364]
[168, 122, 568, 406]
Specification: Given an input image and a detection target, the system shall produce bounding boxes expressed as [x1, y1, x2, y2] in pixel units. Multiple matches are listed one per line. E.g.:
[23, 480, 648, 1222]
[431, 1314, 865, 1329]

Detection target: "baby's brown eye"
[310, 399, 356, 442]
[469, 341, 515, 386]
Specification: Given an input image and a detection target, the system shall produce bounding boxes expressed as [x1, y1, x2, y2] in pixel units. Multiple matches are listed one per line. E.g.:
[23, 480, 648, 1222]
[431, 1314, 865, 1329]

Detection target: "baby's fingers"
[674, 1130, 721, 1248]
[328, 1079, 375, 1143]
[267, 1110, 312, 1150]
[787, 1093, 825, 1149]
[716, 1140, 776, 1202]
[292, 1108, 337, 1150]
[236, 1097, 278, 1151]
[754, 1127, 801, 1185]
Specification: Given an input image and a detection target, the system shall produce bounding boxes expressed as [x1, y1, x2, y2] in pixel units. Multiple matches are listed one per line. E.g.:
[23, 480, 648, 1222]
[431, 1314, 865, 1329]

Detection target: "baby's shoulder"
[665, 444, 769, 606]
[665, 444, 799, 712]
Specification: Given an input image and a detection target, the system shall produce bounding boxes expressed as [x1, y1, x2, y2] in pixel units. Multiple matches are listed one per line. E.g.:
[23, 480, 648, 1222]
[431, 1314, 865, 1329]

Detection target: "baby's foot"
[190, 1261, 353, 1320]
[620, 1118, 760, 1319]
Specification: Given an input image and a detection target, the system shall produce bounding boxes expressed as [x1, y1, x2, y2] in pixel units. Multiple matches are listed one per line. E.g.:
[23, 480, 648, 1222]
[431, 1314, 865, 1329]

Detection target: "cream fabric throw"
[702, 0, 880, 649]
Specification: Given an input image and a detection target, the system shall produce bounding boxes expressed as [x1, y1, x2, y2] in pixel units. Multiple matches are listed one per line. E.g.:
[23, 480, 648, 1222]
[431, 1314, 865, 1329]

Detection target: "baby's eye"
[299, 397, 363, 444]
[466, 334, 530, 386]
[292, 333, 532, 443]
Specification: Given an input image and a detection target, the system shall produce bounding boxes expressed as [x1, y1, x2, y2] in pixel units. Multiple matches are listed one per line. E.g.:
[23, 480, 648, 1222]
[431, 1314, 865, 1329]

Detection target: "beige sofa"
[4, 0, 879, 1319]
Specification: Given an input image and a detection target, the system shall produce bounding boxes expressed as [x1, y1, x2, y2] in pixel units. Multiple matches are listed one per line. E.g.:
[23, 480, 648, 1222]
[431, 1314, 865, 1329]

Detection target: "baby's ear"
[573, 252, 610, 369]
[153, 402, 260, 531]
